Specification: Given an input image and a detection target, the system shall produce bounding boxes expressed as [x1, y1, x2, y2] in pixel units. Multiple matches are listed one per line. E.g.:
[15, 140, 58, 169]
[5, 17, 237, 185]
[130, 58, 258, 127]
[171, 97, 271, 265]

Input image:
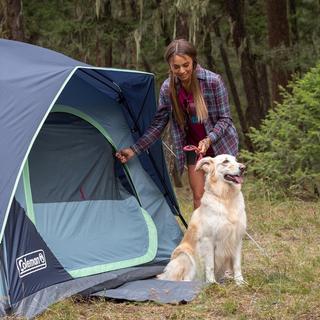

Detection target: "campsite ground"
[29, 178, 320, 319]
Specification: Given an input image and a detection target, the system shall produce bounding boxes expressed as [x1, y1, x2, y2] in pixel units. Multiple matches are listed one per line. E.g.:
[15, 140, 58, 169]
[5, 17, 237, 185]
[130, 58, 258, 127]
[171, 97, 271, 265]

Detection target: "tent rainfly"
[0, 39, 202, 319]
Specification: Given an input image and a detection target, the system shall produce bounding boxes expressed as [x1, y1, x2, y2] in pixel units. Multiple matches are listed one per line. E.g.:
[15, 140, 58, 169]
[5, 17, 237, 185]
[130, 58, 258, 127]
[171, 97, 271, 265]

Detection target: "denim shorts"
[185, 150, 198, 165]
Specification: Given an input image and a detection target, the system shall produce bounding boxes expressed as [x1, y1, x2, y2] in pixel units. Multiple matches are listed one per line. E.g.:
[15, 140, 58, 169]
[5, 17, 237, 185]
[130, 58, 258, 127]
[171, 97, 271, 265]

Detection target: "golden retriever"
[158, 154, 247, 285]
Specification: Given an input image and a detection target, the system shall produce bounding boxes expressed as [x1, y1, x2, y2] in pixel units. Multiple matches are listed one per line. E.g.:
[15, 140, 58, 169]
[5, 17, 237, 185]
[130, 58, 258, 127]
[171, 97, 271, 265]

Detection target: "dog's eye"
[222, 159, 229, 164]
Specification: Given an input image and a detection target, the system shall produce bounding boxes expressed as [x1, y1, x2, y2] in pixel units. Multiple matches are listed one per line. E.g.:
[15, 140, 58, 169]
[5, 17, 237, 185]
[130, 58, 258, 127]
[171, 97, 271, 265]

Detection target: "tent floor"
[91, 278, 203, 304]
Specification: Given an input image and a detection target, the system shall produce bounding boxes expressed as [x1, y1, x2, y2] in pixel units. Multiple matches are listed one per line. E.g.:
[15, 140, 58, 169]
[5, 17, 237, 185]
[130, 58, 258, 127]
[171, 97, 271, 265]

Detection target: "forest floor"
[11, 178, 320, 319]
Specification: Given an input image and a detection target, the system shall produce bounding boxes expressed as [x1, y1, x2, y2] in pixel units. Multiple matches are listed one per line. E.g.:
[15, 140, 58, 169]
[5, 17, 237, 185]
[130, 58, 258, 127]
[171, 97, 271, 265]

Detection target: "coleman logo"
[16, 250, 47, 278]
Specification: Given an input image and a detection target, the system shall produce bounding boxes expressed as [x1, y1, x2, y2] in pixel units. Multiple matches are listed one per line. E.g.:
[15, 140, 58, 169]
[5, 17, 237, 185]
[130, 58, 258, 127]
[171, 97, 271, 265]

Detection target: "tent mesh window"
[28, 113, 135, 203]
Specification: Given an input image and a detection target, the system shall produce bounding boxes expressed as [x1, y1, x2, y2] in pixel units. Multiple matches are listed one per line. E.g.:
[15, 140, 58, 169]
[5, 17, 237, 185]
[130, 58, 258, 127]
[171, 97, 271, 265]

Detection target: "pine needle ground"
[8, 178, 320, 320]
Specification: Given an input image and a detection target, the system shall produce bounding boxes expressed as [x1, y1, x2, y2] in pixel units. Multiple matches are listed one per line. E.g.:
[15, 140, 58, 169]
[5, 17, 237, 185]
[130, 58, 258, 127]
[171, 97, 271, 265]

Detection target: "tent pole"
[118, 93, 188, 227]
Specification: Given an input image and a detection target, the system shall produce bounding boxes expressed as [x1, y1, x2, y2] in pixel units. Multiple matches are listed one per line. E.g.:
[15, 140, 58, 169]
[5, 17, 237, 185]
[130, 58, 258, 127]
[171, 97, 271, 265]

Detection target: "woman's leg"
[187, 164, 205, 209]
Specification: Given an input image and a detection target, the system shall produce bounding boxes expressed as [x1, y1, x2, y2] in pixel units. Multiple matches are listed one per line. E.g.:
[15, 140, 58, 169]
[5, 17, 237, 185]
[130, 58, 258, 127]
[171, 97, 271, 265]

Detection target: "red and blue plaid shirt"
[131, 65, 239, 174]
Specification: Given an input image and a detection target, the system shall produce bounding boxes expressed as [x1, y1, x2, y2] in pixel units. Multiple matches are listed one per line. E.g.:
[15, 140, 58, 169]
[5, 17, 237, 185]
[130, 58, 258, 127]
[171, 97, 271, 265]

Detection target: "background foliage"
[241, 64, 320, 198]
[1, 0, 320, 196]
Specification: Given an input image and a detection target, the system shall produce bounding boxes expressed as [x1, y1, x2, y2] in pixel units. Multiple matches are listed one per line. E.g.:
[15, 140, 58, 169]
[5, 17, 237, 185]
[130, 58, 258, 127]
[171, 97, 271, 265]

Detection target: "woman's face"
[169, 54, 194, 84]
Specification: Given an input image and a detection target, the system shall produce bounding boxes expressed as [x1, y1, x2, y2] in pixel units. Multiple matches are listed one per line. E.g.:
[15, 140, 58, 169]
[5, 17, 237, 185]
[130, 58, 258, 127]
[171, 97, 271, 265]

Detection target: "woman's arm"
[116, 80, 171, 163]
[130, 105, 170, 154]
[207, 75, 234, 144]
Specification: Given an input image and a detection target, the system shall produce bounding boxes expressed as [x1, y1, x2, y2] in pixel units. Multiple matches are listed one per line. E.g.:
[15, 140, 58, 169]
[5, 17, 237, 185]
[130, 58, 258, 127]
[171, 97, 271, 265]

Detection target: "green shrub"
[241, 64, 320, 198]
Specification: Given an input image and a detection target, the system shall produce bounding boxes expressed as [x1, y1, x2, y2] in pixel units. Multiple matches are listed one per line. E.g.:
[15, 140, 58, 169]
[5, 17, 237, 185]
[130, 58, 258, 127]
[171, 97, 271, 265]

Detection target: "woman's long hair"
[164, 39, 208, 129]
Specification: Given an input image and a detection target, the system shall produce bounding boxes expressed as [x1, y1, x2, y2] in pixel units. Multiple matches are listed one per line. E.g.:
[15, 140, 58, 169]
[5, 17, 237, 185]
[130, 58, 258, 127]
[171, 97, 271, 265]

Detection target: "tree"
[266, 0, 291, 104]
[241, 63, 320, 198]
[2, 0, 24, 40]
[212, 16, 253, 151]
[225, 0, 265, 129]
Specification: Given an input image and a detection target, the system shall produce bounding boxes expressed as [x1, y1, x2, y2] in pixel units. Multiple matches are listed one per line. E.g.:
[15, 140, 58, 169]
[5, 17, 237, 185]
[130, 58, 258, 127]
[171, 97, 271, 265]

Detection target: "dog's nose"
[239, 164, 246, 173]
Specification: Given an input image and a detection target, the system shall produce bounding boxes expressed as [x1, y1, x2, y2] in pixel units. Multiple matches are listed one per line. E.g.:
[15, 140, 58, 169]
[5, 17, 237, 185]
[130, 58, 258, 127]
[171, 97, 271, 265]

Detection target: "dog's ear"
[195, 157, 214, 173]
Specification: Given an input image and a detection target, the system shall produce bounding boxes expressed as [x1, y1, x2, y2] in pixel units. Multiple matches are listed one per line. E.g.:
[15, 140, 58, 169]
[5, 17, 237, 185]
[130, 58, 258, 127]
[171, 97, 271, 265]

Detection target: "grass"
[9, 178, 320, 319]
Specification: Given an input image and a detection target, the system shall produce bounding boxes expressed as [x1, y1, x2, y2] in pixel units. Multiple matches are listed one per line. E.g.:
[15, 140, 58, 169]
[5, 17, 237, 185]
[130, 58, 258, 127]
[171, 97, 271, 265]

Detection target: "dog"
[158, 154, 247, 285]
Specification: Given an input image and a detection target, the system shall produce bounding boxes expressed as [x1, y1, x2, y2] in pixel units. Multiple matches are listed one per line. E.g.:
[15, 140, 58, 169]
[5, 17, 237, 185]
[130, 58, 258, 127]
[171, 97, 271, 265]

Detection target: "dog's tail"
[157, 245, 196, 281]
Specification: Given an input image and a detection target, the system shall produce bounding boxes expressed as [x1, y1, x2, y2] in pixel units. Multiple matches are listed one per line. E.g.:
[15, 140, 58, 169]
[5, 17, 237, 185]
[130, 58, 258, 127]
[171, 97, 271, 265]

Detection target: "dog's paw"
[205, 275, 217, 284]
[157, 273, 165, 280]
[234, 275, 247, 286]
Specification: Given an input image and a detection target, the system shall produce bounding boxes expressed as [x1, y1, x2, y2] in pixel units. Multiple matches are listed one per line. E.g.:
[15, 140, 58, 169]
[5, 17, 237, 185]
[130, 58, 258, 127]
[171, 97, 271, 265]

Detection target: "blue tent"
[0, 39, 187, 318]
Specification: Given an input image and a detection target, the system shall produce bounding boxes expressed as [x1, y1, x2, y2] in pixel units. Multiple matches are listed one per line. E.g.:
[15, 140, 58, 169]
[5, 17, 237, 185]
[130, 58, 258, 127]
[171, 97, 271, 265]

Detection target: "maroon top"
[178, 87, 214, 156]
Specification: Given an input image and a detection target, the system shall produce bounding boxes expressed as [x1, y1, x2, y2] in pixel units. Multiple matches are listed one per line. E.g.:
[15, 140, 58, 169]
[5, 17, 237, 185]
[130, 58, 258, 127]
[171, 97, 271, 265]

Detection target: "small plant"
[222, 299, 238, 315]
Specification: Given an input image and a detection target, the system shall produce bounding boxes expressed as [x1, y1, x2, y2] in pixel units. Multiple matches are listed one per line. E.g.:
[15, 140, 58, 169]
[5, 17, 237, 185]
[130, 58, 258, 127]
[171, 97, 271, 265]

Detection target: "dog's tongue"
[234, 175, 244, 184]
[225, 174, 244, 184]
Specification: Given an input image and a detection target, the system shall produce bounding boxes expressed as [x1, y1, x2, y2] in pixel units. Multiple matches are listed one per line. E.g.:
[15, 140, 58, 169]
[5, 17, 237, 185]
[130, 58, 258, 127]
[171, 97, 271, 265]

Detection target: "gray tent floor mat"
[91, 278, 204, 304]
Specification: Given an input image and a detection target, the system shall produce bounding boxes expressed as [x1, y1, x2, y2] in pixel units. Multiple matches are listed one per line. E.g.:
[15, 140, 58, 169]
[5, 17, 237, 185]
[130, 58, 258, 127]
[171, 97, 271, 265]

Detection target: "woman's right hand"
[115, 148, 136, 164]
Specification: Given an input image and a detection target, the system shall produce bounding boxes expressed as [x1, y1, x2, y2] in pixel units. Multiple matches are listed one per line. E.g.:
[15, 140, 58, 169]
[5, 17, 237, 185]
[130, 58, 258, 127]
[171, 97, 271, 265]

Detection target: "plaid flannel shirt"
[131, 65, 239, 174]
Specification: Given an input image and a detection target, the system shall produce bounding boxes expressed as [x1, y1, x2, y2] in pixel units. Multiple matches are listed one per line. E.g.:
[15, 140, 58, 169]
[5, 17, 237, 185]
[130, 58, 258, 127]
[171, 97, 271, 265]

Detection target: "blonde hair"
[165, 39, 208, 129]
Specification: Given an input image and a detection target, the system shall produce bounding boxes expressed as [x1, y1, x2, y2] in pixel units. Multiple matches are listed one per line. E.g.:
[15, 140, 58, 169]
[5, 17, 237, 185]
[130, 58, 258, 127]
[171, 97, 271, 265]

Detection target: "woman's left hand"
[198, 137, 211, 154]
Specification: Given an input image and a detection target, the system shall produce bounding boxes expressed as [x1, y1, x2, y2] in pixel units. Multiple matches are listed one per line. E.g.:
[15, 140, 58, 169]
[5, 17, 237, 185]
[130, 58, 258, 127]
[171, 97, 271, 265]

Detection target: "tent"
[0, 39, 192, 318]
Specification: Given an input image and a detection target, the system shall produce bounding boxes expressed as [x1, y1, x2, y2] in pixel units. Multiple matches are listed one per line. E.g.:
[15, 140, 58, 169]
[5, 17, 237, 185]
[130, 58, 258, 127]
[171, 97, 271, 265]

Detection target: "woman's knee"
[192, 189, 204, 202]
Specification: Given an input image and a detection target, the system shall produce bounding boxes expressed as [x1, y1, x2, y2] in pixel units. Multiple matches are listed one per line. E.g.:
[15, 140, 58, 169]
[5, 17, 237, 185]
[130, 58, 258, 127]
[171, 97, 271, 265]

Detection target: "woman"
[116, 39, 238, 209]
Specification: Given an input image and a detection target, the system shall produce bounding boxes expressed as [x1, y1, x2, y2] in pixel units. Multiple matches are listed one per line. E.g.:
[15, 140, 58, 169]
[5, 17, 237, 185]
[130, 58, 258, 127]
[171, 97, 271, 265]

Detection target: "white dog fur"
[158, 154, 247, 285]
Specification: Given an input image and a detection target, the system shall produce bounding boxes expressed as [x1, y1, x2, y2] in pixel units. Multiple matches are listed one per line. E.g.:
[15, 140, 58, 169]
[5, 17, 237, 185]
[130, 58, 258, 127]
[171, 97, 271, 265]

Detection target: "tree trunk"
[95, 32, 102, 66]
[175, 12, 189, 40]
[158, 2, 172, 46]
[105, 39, 113, 67]
[266, 0, 291, 104]
[5, 0, 24, 41]
[0, 1, 4, 37]
[256, 61, 271, 116]
[213, 17, 254, 151]
[141, 54, 152, 73]
[203, 29, 214, 71]
[289, 0, 301, 75]
[129, 0, 138, 17]
[104, 1, 112, 67]
[226, 0, 265, 129]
